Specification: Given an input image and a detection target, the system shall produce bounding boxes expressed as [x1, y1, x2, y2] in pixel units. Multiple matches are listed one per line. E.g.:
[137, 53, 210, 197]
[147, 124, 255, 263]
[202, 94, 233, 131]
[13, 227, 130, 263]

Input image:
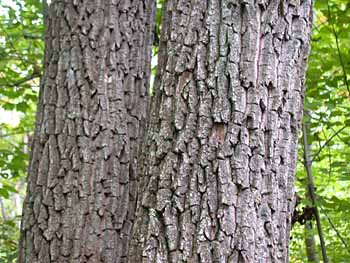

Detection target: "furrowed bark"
[19, 0, 155, 262]
[130, 0, 313, 262]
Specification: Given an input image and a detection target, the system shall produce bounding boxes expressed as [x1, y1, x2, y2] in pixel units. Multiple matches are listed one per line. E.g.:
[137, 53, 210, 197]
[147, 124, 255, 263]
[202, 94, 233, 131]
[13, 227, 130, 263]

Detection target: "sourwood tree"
[18, 1, 155, 262]
[129, 0, 313, 262]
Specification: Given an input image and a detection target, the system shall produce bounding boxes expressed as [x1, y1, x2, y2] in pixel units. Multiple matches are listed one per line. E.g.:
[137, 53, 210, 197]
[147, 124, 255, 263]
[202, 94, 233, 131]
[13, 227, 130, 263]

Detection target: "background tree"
[290, 0, 350, 261]
[17, 1, 155, 262]
[0, 1, 44, 262]
[129, 0, 313, 262]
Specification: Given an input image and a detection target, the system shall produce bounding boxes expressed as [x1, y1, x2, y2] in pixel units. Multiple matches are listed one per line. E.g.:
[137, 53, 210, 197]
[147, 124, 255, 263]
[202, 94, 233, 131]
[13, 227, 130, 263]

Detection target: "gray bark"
[305, 221, 319, 262]
[129, 0, 313, 262]
[19, 1, 154, 262]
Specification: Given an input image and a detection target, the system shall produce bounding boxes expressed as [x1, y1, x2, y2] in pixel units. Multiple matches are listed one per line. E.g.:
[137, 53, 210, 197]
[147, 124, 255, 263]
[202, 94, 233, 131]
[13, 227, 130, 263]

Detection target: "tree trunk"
[129, 0, 312, 262]
[19, 1, 154, 262]
[305, 221, 319, 262]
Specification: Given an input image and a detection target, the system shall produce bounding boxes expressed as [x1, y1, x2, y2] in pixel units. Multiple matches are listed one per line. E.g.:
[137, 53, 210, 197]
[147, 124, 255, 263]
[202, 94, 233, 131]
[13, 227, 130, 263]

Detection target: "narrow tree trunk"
[129, 0, 312, 262]
[302, 123, 328, 263]
[305, 221, 319, 262]
[19, 1, 154, 262]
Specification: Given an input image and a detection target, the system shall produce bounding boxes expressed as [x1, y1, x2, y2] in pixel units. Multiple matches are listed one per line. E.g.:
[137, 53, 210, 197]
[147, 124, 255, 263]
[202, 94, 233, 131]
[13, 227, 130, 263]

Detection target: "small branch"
[311, 126, 347, 163]
[303, 123, 329, 263]
[0, 72, 40, 88]
[0, 131, 28, 138]
[23, 32, 43, 40]
[320, 206, 350, 254]
[330, 127, 350, 147]
[327, 0, 350, 98]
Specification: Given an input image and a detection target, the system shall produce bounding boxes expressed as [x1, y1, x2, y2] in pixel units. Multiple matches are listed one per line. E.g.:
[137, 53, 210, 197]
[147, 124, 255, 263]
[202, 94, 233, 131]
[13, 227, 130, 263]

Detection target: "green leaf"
[0, 188, 10, 199]
[2, 184, 17, 193]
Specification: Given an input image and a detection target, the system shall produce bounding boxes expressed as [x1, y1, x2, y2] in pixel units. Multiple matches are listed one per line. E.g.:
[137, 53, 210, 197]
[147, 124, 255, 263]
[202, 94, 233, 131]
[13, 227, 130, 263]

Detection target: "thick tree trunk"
[19, 1, 154, 262]
[129, 0, 312, 262]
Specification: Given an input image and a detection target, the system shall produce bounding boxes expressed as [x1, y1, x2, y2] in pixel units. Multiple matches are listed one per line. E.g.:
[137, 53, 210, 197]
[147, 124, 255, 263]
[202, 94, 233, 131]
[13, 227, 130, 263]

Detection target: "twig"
[320, 206, 350, 254]
[0, 72, 40, 88]
[330, 127, 350, 147]
[311, 126, 348, 163]
[0, 131, 27, 138]
[327, 0, 350, 98]
[23, 32, 43, 40]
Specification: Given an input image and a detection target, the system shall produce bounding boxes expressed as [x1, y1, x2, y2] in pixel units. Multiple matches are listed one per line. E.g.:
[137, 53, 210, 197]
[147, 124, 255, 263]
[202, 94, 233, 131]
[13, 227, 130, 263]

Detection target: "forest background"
[0, 0, 349, 262]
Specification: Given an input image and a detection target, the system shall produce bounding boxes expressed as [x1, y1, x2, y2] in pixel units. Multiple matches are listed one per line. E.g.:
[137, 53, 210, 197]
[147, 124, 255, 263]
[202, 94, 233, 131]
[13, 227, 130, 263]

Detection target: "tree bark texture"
[129, 0, 312, 262]
[19, 0, 154, 262]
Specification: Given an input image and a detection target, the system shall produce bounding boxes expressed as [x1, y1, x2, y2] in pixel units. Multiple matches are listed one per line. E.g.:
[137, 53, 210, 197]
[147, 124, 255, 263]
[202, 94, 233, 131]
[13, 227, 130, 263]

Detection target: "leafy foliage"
[290, 0, 350, 262]
[0, 218, 20, 263]
[0, 0, 43, 261]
